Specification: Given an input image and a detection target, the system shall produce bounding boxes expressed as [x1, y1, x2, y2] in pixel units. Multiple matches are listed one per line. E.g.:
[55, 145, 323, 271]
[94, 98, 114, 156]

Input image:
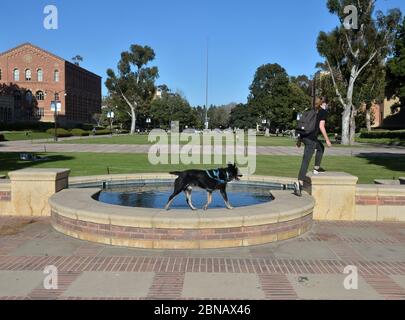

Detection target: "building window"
[36, 90, 45, 101]
[37, 69, 43, 82]
[54, 70, 59, 82]
[54, 93, 60, 101]
[13, 69, 19, 81]
[0, 69, 2, 80]
[37, 108, 45, 117]
[26, 90, 32, 103]
[25, 69, 32, 81]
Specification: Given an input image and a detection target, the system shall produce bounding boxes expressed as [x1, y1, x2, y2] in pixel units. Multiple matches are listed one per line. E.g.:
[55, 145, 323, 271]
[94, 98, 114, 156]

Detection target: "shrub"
[45, 128, 72, 138]
[0, 134, 5, 141]
[359, 130, 405, 140]
[70, 128, 90, 137]
[78, 123, 95, 131]
[94, 129, 112, 136]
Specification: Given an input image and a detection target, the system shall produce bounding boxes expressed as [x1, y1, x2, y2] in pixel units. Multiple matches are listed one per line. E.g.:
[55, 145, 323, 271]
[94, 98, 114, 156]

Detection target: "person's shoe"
[296, 139, 302, 148]
[294, 182, 302, 197]
[313, 167, 326, 175]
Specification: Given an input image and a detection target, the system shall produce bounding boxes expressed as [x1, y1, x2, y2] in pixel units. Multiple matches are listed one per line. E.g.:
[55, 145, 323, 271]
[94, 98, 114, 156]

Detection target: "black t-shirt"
[307, 108, 328, 141]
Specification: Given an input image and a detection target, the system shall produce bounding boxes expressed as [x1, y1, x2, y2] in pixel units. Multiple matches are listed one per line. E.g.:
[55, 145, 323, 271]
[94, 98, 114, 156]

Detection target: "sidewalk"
[1, 217, 405, 300]
[1, 140, 405, 156]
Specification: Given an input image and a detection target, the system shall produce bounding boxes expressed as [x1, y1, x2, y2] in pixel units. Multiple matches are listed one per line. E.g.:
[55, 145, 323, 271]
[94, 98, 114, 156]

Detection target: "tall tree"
[248, 63, 290, 130]
[105, 45, 159, 134]
[386, 16, 405, 109]
[356, 60, 385, 132]
[150, 90, 197, 130]
[229, 104, 258, 130]
[317, 0, 400, 144]
[248, 64, 311, 131]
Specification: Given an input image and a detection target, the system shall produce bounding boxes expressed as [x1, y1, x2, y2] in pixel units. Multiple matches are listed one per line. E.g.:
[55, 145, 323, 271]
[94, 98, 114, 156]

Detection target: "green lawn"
[1, 131, 53, 141]
[1, 152, 404, 184]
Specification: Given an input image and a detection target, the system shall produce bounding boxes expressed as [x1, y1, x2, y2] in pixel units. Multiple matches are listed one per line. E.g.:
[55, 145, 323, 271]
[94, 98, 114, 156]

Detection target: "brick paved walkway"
[1, 140, 405, 156]
[1, 216, 405, 300]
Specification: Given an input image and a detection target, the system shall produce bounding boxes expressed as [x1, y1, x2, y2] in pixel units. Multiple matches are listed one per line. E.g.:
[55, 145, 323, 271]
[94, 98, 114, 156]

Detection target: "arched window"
[36, 91, 45, 101]
[14, 90, 21, 101]
[37, 69, 43, 82]
[25, 69, 32, 81]
[54, 70, 59, 82]
[13, 69, 19, 81]
[25, 90, 32, 103]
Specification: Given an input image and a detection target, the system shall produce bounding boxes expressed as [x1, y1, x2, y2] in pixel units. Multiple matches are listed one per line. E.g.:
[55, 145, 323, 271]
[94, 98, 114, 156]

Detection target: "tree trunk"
[341, 105, 351, 145]
[341, 68, 357, 145]
[349, 107, 357, 145]
[366, 107, 372, 132]
[130, 107, 136, 134]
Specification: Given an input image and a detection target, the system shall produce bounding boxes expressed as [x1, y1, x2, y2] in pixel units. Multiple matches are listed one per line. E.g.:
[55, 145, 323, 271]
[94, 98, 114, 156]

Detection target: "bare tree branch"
[326, 59, 346, 107]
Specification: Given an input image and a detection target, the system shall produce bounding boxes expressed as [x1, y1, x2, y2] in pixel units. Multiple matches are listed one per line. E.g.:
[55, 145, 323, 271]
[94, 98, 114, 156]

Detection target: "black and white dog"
[165, 164, 243, 211]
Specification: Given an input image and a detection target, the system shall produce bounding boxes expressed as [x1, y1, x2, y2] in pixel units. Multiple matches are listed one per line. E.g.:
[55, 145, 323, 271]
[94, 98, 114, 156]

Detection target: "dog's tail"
[169, 171, 183, 176]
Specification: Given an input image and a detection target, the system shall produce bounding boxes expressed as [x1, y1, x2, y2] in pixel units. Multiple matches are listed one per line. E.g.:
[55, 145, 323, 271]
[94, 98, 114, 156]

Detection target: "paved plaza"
[1, 216, 405, 300]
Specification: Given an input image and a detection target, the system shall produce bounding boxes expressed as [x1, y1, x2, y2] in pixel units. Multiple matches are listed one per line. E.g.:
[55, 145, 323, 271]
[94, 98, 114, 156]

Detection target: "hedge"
[94, 129, 113, 135]
[70, 128, 90, 137]
[45, 128, 72, 138]
[359, 130, 405, 140]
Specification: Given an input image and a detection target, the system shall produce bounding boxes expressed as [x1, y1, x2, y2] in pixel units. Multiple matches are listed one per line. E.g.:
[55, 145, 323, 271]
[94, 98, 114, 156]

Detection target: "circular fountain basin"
[49, 174, 315, 249]
[98, 181, 274, 209]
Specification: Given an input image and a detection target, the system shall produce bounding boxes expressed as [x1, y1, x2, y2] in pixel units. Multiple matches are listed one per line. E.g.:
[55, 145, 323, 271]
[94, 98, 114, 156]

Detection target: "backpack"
[296, 108, 317, 137]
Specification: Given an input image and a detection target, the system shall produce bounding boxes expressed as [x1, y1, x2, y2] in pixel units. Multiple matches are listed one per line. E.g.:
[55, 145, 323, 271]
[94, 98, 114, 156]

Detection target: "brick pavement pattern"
[1, 217, 405, 300]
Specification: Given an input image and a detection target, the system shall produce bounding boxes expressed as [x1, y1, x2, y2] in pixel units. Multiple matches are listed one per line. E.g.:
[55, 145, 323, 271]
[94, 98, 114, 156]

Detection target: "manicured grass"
[1, 131, 53, 141]
[0, 152, 404, 184]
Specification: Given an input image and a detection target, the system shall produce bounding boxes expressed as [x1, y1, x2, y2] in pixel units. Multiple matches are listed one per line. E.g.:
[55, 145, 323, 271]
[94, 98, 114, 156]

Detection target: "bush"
[78, 123, 95, 131]
[70, 128, 90, 137]
[45, 128, 72, 138]
[359, 130, 405, 140]
[0, 134, 5, 142]
[94, 129, 112, 136]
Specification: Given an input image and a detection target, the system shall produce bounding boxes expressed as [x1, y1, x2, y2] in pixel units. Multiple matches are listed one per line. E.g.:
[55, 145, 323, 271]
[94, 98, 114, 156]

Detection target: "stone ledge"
[306, 172, 359, 185]
[68, 174, 297, 186]
[357, 184, 405, 197]
[9, 168, 71, 181]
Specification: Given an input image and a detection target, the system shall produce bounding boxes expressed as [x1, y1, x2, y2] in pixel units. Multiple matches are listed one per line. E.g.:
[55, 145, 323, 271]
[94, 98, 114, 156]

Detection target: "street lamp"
[106, 107, 115, 136]
[46, 90, 67, 142]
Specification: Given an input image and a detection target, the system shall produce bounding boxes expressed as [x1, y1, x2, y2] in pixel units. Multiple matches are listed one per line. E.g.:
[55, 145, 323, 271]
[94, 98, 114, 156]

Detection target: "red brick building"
[0, 43, 101, 125]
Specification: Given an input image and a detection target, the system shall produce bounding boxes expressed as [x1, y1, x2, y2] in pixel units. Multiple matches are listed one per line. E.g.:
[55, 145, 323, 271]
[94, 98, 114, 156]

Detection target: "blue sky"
[1, 0, 404, 106]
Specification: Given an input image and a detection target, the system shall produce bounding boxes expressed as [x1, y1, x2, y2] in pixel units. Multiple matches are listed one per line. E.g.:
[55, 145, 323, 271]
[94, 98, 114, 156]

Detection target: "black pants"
[298, 137, 325, 182]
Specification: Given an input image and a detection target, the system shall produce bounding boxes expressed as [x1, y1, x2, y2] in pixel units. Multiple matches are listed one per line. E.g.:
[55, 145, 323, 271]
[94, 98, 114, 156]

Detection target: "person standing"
[294, 97, 332, 196]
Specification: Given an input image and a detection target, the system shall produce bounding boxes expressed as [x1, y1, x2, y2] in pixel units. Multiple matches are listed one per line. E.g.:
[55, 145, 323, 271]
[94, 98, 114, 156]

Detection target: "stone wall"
[355, 185, 405, 222]
[305, 172, 405, 222]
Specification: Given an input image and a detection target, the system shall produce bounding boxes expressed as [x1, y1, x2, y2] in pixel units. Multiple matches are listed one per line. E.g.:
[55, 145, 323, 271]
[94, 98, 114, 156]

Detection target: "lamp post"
[107, 108, 115, 136]
[46, 90, 67, 142]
